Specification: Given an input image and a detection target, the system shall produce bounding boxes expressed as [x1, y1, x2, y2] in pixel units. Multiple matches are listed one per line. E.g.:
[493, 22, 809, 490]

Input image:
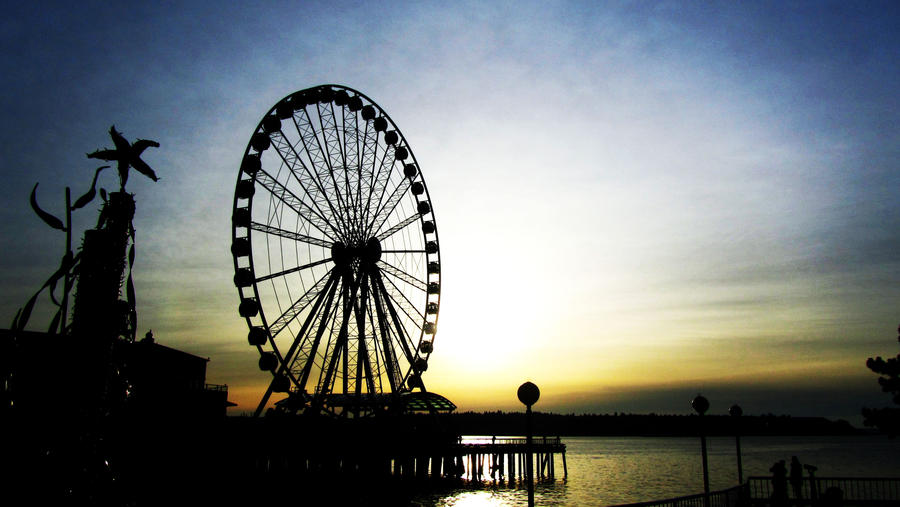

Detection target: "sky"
[1, 1, 898, 424]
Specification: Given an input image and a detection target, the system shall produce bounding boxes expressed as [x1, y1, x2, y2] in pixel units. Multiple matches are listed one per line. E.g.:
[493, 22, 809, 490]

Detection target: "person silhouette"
[770, 460, 788, 507]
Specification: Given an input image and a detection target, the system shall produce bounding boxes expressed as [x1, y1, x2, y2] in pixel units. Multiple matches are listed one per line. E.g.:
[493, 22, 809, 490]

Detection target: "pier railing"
[747, 476, 900, 506]
[460, 436, 564, 446]
[615, 478, 900, 507]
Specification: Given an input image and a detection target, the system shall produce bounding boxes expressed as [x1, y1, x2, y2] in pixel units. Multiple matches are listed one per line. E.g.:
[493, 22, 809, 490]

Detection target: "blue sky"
[1, 1, 898, 422]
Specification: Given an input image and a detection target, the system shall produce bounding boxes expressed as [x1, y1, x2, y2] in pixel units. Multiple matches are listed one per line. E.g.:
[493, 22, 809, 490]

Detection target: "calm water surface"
[413, 435, 900, 506]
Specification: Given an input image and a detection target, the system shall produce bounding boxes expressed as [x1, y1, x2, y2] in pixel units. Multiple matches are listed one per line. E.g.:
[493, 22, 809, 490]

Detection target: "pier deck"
[434, 436, 567, 481]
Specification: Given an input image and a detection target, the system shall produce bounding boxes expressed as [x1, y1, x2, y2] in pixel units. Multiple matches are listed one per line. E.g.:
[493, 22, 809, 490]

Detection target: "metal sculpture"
[10, 125, 159, 339]
[10, 166, 105, 334]
[76, 125, 159, 342]
[232, 85, 441, 417]
[88, 125, 160, 189]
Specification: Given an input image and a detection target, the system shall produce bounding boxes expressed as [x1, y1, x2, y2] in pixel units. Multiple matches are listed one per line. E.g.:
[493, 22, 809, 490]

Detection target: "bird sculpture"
[87, 125, 159, 190]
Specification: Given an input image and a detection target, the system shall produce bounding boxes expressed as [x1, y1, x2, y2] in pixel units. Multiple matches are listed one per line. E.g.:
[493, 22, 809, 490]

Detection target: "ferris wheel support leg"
[254, 383, 276, 417]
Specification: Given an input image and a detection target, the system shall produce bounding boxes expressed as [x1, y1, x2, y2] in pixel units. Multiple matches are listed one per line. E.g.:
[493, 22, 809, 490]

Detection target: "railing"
[612, 485, 748, 507]
[748, 477, 900, 506]
[460, 436, 563, 446]
[204, 383, 228, 392]
[615, 478, 900, 507]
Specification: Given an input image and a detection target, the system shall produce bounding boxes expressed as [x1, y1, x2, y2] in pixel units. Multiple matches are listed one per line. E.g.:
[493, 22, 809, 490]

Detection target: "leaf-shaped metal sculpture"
[47, 251, 75, 307]
[10, 308, 21, 330]
[30, 183, 65, 231]
[12, 250, 79, 332]
[48, 310, 62, 334]
[14, 291, 40, 331]
[49, 282, 61, 306]
[72, 166, 108, 210]
[87, 126, 159, 191]
[126, 268, 137, 341]
[130, 156, 159, 183]
[126, 273, 136, 316]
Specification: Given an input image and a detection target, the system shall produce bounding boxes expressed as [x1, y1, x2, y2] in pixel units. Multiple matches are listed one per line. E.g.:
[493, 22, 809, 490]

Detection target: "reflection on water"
[412, 435, 900, 506]
[421, 480, 568, 506]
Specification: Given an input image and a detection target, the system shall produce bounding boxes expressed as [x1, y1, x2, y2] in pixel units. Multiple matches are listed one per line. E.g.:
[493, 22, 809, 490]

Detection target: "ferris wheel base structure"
[270, 390, 457, 416]
[231, 85, 448, 417]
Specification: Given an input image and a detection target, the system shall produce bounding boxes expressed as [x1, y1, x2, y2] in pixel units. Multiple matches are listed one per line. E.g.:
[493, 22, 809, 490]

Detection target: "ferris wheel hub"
[331, 237, 382, 269]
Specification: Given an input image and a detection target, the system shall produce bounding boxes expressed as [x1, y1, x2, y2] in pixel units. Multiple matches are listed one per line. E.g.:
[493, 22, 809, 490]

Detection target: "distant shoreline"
[440, 411, 865, 437]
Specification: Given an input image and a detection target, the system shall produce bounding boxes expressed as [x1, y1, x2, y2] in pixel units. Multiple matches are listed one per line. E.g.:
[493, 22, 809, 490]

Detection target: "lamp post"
[518, 382, 540, 507]
[729, 404, 744, 484]
[692, 394, 710, 507]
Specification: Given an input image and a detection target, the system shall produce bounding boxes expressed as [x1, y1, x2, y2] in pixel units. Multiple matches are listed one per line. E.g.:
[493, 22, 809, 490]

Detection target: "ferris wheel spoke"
[324, 102, 348, 170]
[255, 169, 340, 241]
[295, 108, 353, 238]
[353, 281, 377, 394]
[365, 294, 383, 377]
[267, 267, 335, 338]
[272, 269, 340, 390]
[335, 105, 355, 240]
[356, 121, 378, 230]
[376, 213, 421, 242]
[342, 276, 362, 395]
[255, 257, 331, 283]
[318, 273, 359, 396]
[380, 273, 426, 331]
[250, 221, 332, 248]
[271, 128, 351, 242]
[377, 260, 427, 292]
[370, 150, 396, 215]
[313, 275, 349, 396]
[269, 130, 348, 239]
[369, 274, 402, 392]
[311, 306, 342, 402]
[341, 106, 361, 241]
[296, 271, 342, 390]
[362, 145, 394, 236]
[373, 270, 417, 369]
[367, 177, 412, 237]
[317, 102, 356, 235]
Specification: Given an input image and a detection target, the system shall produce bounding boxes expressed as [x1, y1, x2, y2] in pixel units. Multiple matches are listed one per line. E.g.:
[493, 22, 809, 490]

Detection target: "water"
[413, 435, 900, 506]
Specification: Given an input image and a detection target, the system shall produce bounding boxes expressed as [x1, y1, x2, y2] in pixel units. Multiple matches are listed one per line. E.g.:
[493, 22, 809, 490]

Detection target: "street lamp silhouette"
[692, 394, 711, 507]
[518, 381, 540, 507]
[730, 404, 744, 484]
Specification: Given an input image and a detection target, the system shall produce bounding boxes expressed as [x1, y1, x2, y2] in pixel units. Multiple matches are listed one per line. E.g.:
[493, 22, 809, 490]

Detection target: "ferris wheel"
[231, 85, 442, 416]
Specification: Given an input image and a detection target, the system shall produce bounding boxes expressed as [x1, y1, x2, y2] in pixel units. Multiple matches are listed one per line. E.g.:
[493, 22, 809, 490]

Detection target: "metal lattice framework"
[231, 85, 441, 416]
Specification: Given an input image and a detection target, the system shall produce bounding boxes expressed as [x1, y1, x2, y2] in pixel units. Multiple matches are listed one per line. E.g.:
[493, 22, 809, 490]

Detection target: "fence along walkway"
[610, 485, 748, 507]
[747, 476, 900, 506]
[612, 478, 900, 507]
